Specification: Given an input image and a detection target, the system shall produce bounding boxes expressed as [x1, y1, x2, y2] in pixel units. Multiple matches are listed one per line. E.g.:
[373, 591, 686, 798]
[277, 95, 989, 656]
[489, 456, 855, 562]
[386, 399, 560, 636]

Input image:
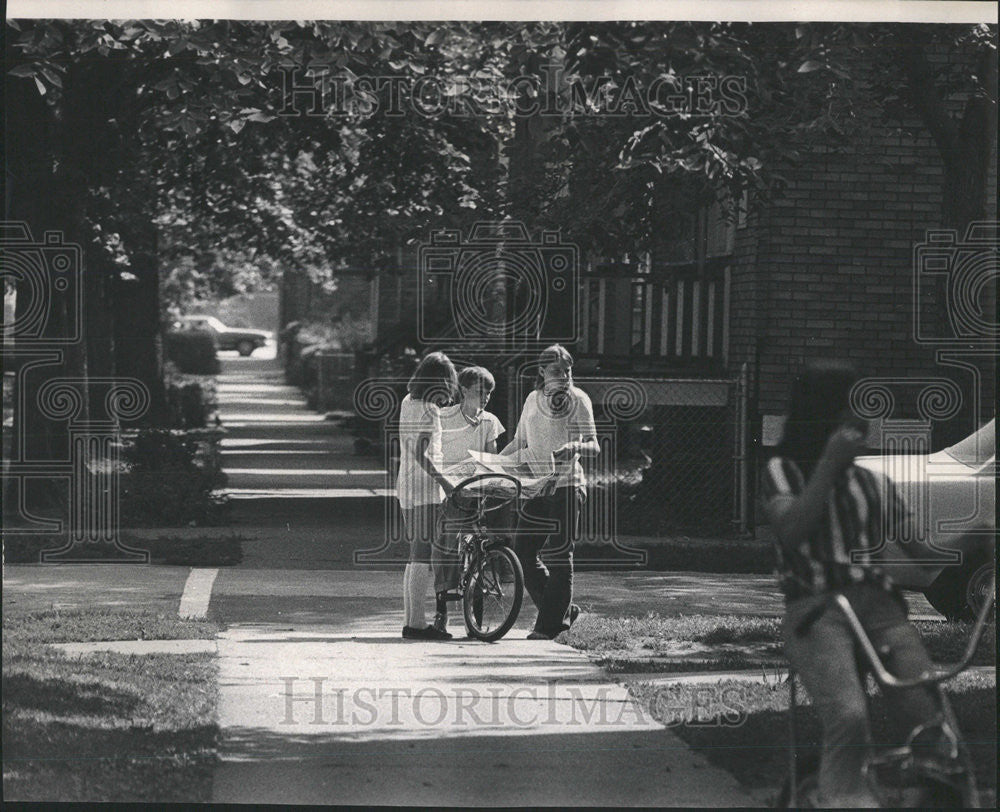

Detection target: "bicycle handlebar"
[450, 473, 523, 501]
[832, 572, 996, 690]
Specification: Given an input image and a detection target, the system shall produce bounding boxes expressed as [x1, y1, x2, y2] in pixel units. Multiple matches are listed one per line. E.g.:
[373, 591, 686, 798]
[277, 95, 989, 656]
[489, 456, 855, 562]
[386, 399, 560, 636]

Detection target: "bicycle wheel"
[463, 544, 523, 642]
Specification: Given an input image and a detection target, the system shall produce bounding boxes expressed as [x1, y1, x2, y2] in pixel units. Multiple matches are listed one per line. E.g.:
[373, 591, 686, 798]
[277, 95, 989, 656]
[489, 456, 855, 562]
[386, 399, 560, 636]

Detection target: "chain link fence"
[500, 364, 750, 542]
[580, 371, 749, 539]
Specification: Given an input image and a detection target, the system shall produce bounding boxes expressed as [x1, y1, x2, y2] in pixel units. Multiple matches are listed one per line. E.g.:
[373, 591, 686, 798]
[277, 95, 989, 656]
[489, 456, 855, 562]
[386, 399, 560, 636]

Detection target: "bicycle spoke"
[463, 546, 523, 641]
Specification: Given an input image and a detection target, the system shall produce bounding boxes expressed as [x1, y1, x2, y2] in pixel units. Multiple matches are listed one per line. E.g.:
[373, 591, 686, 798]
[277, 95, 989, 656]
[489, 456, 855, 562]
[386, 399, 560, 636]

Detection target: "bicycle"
[777, 572, 996, 808]
[440, 472, 528, 642]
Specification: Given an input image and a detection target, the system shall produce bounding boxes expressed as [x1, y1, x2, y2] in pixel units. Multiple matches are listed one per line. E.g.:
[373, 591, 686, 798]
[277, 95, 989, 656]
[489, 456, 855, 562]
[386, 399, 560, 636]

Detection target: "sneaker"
[403, 625, 452, 640]
[432, 612, 453, 640]
[526, 631, 552, 640]
[425, 625, 453, 641]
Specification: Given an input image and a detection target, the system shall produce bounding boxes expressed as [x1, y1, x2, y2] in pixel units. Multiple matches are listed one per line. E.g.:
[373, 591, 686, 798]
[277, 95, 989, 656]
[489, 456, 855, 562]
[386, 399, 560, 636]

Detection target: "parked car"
[855, 418, 996, 621]
[174, 315, 272, 356]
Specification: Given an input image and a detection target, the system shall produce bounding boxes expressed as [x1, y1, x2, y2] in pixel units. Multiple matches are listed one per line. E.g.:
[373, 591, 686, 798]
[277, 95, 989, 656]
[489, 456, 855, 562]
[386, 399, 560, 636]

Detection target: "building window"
[580, 199, 733, 366]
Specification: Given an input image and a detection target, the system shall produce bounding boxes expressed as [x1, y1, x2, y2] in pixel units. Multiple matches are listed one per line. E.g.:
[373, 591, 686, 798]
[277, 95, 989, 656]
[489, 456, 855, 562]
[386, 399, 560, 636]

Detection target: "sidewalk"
[211, 618, 762, 806]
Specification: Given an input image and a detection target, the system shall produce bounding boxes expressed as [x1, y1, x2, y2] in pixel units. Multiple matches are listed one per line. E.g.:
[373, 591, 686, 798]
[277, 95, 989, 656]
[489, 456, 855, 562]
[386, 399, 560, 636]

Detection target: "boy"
[431, 366, 505, 634]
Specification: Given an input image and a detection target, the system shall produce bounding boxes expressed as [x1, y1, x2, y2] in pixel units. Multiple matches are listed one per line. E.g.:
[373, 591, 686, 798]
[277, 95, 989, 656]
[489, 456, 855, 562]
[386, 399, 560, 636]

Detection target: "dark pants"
[514, 487, 583, 637]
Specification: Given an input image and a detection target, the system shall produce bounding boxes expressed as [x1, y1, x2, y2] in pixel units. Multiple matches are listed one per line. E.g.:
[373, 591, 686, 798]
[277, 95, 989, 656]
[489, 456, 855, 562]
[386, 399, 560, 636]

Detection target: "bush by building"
[119, 428, 229, 527]
[164, 329, 220, 375]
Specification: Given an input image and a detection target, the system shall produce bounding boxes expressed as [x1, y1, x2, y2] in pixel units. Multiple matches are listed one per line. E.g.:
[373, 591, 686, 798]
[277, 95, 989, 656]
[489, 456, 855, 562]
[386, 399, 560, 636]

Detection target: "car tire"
[922, 550, 995, 622]
[237, 340, 255, 357]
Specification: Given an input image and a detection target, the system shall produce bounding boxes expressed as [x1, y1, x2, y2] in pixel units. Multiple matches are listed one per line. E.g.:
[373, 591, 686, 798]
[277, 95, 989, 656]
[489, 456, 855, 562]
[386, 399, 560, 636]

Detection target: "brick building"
[374, 104, 996, 437]
[729, 120, 997, 443]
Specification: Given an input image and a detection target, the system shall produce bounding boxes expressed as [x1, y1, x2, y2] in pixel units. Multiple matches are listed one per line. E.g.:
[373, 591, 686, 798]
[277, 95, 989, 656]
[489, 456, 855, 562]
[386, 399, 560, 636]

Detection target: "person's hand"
[552, 442, 576, 461]
[823, 425, 867, 471]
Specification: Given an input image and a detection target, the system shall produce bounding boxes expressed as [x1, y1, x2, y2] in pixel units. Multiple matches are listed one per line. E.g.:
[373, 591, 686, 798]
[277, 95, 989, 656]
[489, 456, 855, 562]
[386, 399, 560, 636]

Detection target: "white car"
[174, 315, 272, 356]
[855, 418, 995, 620]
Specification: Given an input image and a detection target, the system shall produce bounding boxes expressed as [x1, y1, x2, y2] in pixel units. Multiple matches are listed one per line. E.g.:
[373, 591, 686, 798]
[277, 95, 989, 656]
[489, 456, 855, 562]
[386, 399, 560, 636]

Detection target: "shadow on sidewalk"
[212, 726, 757, 806]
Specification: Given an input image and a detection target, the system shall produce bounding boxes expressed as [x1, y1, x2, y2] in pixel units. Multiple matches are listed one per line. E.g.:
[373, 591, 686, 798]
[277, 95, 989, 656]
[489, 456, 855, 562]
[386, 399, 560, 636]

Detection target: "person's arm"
[554, 390, 600, 460]
[482, 414, 503, 455]
[763, 427, 866, 551]
[499, 411, 525, 456]
[552, 438, 600, 460]
[415, 432, 454, 497]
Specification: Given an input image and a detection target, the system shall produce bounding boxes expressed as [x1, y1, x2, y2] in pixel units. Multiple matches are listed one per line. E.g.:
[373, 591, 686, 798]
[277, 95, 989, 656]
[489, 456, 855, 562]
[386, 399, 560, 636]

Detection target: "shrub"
[119, 429, 230, 527]
[164, 329, 219, 374]
[164, 363, 219, 429]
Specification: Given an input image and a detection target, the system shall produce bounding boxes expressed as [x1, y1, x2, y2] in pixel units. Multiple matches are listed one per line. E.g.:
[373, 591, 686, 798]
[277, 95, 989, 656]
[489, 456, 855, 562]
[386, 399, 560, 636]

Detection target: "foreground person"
[762, 360, 953, 808]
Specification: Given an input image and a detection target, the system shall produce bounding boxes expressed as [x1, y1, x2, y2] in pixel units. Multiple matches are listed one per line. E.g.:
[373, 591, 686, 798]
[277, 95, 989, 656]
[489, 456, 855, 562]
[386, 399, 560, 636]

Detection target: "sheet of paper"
[443, 451, 555, 497]
[468, 449, 556, 477]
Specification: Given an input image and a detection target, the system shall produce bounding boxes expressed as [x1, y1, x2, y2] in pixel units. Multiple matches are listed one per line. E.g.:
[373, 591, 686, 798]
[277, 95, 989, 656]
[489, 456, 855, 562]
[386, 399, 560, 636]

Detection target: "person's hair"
[533, 344, 574, 391]
[407, 351, 458, 407]
[458, 366, 495, 391]
[774, 359, 861, 477]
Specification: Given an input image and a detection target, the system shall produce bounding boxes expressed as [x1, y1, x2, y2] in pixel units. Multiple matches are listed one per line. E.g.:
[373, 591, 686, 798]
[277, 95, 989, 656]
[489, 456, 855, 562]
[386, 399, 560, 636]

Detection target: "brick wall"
[729, 104, 996, 434]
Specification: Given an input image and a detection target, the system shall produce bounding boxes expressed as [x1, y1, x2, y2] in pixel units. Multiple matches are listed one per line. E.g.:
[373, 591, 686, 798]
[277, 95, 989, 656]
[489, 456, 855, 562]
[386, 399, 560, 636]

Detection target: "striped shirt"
[761, 455, 907, 600]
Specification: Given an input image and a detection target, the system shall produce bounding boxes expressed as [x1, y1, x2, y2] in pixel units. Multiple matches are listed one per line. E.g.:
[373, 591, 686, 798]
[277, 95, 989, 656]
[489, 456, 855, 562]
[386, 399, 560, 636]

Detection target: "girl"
[501, 344, 599, 640]
[433, 366, 506, 634]
[396, 351, 457, 640]
[762, 360, 951, 807]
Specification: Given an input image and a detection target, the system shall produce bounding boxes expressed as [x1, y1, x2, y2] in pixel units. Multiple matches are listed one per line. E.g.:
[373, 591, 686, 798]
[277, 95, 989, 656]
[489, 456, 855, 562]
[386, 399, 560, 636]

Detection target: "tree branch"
[895, 29, 960, 166]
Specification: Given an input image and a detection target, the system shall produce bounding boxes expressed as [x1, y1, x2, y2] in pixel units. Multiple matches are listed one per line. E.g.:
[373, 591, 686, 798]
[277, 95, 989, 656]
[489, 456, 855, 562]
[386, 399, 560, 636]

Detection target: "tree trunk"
[898, 32, 997, 446]
[114, 224, 168, 425]
[3, 68, 73, 521]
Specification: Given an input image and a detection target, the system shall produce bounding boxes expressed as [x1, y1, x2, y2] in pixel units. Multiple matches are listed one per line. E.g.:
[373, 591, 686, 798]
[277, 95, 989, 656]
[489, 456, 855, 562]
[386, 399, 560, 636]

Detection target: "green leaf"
[34, 76, 46, 95]
[797, 60, 824, 73]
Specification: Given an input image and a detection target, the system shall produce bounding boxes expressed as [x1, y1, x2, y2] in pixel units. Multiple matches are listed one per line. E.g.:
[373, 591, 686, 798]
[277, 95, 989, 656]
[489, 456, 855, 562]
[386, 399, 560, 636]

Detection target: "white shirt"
[439, 406, 505, 466]
[396, 394, 444, 509]
[509, 386, 597, 492]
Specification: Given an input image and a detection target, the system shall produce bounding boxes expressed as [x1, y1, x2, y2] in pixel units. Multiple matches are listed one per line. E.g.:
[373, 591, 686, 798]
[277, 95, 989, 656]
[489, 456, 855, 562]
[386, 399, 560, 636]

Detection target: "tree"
[791, 22, 997, 232]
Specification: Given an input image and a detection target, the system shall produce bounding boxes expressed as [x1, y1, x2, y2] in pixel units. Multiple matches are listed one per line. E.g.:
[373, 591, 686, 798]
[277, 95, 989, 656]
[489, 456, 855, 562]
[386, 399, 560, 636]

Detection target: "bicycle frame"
[444, 473, 528, 642]
[833, 573, 995, 690]
[785, 572, 996, 807]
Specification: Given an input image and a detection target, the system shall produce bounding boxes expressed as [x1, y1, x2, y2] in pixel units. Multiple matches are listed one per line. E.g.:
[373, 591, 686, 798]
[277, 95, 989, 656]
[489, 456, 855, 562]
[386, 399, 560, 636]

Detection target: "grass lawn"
[563, 612, 995, 673]
[565, 609, 996, 803]
[627, 671, 997, 806]
[573, 534, 775, 574]
[3, 608, 221, 802]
